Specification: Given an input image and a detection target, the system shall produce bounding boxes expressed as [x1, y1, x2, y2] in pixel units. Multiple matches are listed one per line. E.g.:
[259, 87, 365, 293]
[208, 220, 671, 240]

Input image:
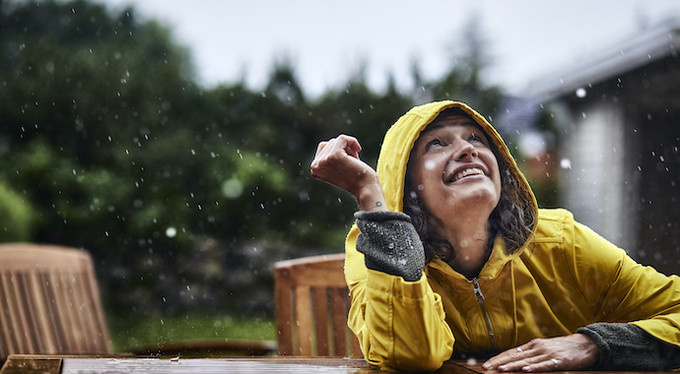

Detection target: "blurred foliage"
[109, 313, 275, 352]
[0, 181, 34, 241]
[0, 0, 511, 331]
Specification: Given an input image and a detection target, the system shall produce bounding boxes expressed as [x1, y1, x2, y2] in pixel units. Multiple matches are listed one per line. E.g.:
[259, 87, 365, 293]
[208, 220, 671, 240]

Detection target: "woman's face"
[408, 115, 501, 225]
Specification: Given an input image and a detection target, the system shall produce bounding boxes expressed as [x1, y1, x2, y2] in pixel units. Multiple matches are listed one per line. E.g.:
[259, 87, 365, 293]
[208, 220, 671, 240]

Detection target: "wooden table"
[0, 355, 481, 374]
[2, 354, 678, 374]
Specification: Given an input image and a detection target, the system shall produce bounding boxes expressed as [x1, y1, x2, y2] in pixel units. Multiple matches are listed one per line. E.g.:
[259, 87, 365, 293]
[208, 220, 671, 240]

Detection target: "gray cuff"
[354, 211, 425, 282]
[354, 210, 412, 222]
[577, 322, 680, 370]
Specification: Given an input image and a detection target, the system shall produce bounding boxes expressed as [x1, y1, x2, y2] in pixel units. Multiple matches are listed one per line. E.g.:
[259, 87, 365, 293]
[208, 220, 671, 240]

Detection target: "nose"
[453, 140, 478, 161]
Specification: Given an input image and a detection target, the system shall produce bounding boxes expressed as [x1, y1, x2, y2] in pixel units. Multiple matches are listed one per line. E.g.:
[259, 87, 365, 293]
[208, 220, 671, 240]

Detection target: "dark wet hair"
[403, 108, 536, 263]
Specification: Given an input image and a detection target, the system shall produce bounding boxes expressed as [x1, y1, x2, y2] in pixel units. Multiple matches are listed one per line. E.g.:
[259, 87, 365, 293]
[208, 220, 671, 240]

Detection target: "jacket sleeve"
[577, 322, 680, 370]
[567, 218, 680, 350]
[345, 221, 454, 372]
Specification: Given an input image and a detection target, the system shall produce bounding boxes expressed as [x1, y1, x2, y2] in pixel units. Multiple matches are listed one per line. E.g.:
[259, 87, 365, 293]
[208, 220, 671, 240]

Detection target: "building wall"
[554, 54, 680, 276]
[561, 102, 628, 247]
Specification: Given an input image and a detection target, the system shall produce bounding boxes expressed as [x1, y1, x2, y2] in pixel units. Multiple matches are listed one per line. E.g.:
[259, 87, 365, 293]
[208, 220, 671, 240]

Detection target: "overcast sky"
[93, 0, 680, 97]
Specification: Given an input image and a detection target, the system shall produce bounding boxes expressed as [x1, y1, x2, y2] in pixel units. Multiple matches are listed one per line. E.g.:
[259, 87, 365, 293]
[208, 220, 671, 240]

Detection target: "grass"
[108, 313, 276, 353]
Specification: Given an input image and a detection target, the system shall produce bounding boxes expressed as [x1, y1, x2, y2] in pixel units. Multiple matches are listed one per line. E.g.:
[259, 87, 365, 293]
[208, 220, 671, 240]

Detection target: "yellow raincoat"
[344, 101, 680, 372]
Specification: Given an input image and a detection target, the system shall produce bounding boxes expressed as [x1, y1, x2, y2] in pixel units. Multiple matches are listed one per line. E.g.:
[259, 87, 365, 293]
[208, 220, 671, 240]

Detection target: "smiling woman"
[310, 100, 680, 372]
[405, 111, 502, 275]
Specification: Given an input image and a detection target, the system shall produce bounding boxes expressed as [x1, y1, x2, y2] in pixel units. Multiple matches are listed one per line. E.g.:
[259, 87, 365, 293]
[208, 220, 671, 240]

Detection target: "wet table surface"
[1, 354, 677, 374]
[1, 355, 478, 374]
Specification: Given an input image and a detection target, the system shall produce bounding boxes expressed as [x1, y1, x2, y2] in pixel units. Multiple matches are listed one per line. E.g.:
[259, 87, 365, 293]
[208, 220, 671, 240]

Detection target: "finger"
[335, 134, 362, 158]
[310, 138, 342, 170]
[314, 140, 329, 156]
[483, 346, 528, 370]
[496, 354, 548, 373]
[521, 357, 560, 373]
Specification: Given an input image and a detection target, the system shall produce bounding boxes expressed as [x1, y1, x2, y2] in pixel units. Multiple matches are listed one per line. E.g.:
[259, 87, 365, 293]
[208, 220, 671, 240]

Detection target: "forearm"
[577, 322, 680, 370]
[349, 211, 453, 371]
[356, 181, 388, 212]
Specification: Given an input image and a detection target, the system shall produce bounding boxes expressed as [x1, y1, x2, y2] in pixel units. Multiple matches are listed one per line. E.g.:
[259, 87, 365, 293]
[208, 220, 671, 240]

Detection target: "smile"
[449, 167, 485, 183]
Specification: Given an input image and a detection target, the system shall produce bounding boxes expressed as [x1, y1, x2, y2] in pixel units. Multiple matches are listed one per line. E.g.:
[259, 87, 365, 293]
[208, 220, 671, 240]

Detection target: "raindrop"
[165, 227, 177, 238]
[424, 160, 436, 170]
[575, 88, 587, 98]
[560, 159, 572, 170]
[222, 178, 243, 198]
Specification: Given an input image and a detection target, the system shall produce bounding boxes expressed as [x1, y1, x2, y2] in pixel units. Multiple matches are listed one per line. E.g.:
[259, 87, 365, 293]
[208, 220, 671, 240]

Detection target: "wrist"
[357, 182, 387, 212]
[575, 332, 600, 368]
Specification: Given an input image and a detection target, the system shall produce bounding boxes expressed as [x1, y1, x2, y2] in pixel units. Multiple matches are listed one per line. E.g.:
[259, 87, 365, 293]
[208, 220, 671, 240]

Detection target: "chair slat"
[46, 271, 68, 352]
[8, 273, 33, 353]
[274, 267, 294, 355]
[79, 257, 110, 352]
[274, 253, 362, 358]
[312, 287, 329, 356]
[39, 272, 63, 353]
[73, 271, 99, 352]
[25, 272, 54, 353]
[294, 285, 313, 355]
[16, 273, 40, 353]
[330, 287, 348, 356]
[0, 273, 18, 358]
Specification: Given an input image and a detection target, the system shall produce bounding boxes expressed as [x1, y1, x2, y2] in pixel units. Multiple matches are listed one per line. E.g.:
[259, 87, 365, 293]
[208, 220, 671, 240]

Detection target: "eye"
[468, 133, 485, 144]
[424, 138, 444, 151]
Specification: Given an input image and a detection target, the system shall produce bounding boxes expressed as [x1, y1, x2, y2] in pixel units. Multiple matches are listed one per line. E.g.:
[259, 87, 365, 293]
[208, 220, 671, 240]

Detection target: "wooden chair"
[0, 244, 112, 363]
[274, 253, 362, 357]
[0, 244, 278, 362]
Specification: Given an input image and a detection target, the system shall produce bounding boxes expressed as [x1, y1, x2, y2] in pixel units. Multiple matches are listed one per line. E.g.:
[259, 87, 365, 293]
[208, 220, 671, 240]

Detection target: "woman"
[310, 101, 680, 372]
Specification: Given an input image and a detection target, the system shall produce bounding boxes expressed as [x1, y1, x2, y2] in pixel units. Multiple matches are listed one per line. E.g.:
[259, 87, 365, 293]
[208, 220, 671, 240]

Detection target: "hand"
[310, 135, 386, 211]
[482, 334, 599, 372]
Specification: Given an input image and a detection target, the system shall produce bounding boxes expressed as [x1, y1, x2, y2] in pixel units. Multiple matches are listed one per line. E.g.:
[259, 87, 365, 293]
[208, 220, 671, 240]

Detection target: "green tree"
[0, 0, 509, 343]
[423, 14, 502, 119]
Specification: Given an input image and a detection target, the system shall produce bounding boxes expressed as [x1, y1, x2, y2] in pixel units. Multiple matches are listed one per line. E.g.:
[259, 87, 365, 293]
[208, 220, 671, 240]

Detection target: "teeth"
[452, 168, 484, 182]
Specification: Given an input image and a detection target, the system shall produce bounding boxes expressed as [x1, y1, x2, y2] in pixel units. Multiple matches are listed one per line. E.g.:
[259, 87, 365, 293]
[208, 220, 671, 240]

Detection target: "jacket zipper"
[471, 278, 495, 350]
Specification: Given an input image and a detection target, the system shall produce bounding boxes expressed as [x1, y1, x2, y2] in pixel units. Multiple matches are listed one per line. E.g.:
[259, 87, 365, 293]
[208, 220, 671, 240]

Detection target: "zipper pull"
[472, 278, 485, 303]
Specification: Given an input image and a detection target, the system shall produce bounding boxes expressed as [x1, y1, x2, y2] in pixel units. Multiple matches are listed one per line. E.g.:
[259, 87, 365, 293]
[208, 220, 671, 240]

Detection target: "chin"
[450, 187, 499, 212]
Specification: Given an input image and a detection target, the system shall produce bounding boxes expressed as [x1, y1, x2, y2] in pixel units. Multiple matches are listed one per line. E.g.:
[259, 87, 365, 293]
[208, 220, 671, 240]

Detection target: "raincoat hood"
[375, 100, 537, 237]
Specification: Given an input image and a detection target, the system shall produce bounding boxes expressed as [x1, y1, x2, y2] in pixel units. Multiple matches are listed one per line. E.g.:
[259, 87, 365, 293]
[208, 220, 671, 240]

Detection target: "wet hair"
[403, 108, 536, 263]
